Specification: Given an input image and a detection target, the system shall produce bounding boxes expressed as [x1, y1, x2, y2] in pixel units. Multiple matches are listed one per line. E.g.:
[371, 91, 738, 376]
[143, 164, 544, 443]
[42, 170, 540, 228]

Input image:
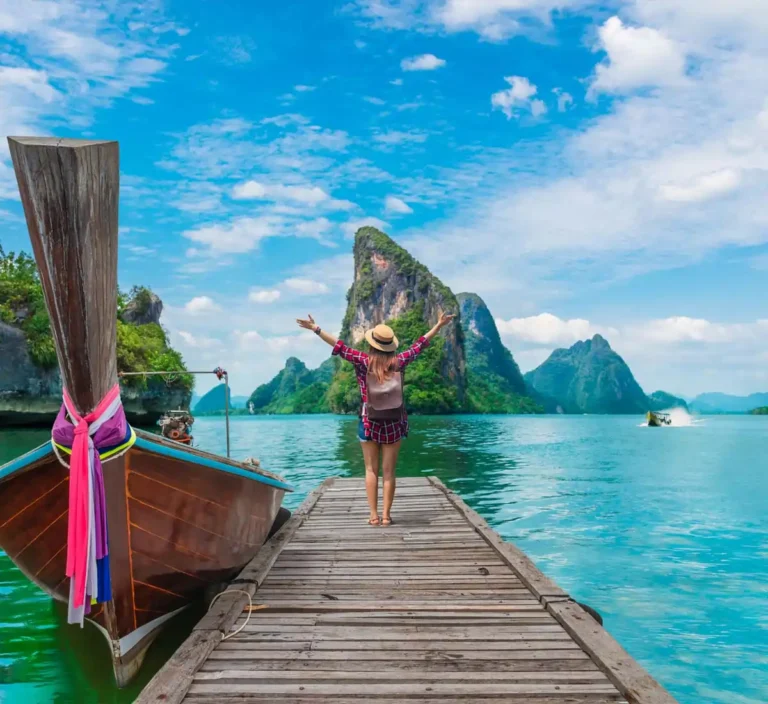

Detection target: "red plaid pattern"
[332, 336, 430, 444]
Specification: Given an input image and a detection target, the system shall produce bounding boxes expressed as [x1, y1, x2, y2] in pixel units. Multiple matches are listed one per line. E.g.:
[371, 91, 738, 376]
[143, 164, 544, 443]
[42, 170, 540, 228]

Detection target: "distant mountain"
[457, 293, 540, 413]
[690, 392, 768, 414]
[248, 357, 334, 414]
[230, 395, 249, 409]
[647, 391, 688, 412]
[524, 335, 648, 414]
[194, 384, 230, 414]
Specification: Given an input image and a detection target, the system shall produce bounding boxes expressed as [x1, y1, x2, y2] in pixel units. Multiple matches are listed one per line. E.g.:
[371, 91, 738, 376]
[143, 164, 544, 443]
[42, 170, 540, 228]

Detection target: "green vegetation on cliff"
[647, 390, 688, 412]
[524, 335, 648, 414]
[750, 406, 768, 415]
[0, 246, 57, 368]
[458, 293, 541, 414]
[329, 304, 461, 414]
[0, 245, 192, 393]
[249, 358, 333, 414]
[331, 227, 464, 415]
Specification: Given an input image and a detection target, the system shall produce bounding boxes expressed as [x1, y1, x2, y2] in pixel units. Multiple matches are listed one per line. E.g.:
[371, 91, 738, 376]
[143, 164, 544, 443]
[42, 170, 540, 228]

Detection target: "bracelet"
[314, 326, 321, 335]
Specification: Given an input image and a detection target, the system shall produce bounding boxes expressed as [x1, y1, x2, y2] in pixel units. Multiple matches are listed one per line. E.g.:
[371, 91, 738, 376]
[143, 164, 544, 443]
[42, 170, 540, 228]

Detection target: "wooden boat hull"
[0, 431, 290, 686]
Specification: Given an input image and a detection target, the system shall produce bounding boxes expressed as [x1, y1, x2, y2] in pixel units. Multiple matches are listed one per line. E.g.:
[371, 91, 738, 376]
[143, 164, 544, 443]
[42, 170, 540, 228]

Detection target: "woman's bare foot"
[381, 515, 393, 527]
[368, 515, 380, 526]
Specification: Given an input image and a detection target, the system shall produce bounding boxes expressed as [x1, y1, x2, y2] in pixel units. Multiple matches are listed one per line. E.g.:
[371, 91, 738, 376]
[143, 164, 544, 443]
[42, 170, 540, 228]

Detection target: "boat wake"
[640, 408, 705, 427]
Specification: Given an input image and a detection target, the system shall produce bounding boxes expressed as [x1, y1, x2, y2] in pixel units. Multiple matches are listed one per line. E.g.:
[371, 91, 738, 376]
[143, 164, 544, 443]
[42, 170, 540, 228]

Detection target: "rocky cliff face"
[0, 321, 62, 425]
[121, 289, 163, 326]
[457, 293, 540, 413]
[524, 334, 648, 414]
[330, 227, 466, 413]
[0, 293, 190, 427]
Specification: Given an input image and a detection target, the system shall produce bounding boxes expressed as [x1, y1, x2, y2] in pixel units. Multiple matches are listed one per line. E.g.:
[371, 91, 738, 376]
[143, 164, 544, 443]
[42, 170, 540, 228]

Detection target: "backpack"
[365, 369, 404, 421]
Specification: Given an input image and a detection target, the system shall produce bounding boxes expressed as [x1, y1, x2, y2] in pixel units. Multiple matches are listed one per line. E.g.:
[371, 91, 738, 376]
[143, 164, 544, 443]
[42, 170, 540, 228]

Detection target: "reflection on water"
[1, 414, 767, 703]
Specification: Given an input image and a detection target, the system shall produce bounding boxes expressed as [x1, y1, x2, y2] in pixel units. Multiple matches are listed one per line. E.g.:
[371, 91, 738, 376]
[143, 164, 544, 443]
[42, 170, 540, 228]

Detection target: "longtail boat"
[0, 137, 292, 687]
[647, 411, 672, 427]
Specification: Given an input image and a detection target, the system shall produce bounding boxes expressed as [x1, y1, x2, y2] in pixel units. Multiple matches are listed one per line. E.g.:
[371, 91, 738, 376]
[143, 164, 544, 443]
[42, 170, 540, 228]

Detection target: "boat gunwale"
[0, 435, 293, 492]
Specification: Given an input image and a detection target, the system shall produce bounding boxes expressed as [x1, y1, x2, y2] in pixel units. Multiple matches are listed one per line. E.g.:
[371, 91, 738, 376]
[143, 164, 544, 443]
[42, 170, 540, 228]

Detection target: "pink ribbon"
[64, 384, 121, 609]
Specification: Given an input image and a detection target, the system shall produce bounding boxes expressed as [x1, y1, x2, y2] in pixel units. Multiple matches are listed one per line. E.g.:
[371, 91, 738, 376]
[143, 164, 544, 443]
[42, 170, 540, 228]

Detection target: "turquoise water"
[1, 415, 766, 703]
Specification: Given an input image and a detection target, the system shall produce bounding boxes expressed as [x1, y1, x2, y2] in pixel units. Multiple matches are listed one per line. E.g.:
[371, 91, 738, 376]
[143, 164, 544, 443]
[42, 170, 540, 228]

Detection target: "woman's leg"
[361, 441, 381, 523]
[380, 440, 402, 525]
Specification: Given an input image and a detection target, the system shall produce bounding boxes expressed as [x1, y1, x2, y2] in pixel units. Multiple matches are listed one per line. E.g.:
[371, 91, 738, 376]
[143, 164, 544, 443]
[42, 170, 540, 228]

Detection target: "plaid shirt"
[332, 336, 430, 444]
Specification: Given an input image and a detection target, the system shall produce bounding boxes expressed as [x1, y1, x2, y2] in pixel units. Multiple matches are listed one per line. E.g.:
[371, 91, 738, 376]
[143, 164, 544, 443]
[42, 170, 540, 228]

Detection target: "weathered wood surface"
[8, 136, 120, 415]
[140, 476, 676, 703]
[135, 478, 334, 704]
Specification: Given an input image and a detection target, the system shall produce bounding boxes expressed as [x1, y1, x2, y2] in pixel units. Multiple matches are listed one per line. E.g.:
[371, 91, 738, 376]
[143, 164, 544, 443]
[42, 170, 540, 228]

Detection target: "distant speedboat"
[647, 411, 671, 427]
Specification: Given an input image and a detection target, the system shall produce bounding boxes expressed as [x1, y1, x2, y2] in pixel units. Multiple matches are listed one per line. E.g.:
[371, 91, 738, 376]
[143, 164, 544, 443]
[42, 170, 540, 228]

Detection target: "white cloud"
[0, 1, 178, 199]
[294, 84, 315, 92]
[234, 330, 264, 348]
[363, 96, 386, 105]
[659, 169, 741, 203]
[372, 130, 428, 145]
[249, 289, 281, 304]
[0, 66, 60, 102]
[232, 180, 329, 204]
[261, 113, 311, 127]
[401, 53, 446, 71]
[342, 216, 390, 238]
[352, 0, 591, 41]
[183, 216, 285, 254]
[385, 195, 414, 214]
[491, 76, 546, 119]
[213, 35, 255, 65]
[283, 278, 330, 295]
[496, 313, 600, 346]
[177, 331, 221, 349]
[591, 17, 687, 96]
[354, 40, 367, 49]
[628, 317, 767, 345]
[184, 296, 221, 315]
[553, 88, 573, 112]
[390, 78, 403, 86]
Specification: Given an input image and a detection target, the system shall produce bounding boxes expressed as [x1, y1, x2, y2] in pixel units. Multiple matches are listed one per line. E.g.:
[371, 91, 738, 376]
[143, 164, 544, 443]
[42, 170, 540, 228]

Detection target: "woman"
[297, 312, 455, 526]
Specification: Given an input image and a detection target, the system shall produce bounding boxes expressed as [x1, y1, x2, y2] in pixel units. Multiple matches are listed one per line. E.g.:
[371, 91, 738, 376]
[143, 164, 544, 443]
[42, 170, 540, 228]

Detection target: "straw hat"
[365, 324, 399, 352]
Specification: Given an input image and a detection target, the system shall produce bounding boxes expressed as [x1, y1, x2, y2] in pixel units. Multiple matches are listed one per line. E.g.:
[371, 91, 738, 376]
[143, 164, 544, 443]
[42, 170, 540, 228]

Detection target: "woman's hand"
[438, 311, 456, 328]
[296, 314, 317, 332]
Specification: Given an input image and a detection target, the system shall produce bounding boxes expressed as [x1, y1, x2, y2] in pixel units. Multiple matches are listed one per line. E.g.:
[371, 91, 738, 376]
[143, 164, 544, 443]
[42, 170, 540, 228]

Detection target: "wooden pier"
[137, 477, 677, 703]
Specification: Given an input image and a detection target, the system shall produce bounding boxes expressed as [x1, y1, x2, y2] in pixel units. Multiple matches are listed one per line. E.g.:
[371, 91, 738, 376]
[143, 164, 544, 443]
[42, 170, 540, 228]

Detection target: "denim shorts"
[357, 418, 368, 442]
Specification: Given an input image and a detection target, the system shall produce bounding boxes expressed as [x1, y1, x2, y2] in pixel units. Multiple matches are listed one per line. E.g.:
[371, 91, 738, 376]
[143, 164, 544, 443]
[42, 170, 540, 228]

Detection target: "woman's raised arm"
[424, 311, 456, 342]
[297, 314, 337, 347]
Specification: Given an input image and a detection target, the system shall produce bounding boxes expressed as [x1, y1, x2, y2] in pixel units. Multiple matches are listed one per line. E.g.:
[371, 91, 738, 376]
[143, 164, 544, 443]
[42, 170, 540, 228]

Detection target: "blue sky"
[1, 0, 766, 397]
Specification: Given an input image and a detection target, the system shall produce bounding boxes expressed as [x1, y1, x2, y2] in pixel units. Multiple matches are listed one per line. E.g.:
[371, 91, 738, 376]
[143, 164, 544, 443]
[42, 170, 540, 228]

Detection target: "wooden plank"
[197, 658, 601, 673]
[185, 697, 626, 704]
[217, 639, 578, 650]
[187, 682, 619, 696]
[193, 669, 610, 682]
[428, 477, 568, 600]
[206, 649, 592, 662]
[135, 630, 221, 704]
[547, 601, 678, 704]
[187, 698, 626, 704]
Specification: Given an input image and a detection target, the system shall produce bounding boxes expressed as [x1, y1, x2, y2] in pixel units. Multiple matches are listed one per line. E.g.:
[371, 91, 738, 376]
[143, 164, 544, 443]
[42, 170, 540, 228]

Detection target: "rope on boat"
[208, 588, 253, 641]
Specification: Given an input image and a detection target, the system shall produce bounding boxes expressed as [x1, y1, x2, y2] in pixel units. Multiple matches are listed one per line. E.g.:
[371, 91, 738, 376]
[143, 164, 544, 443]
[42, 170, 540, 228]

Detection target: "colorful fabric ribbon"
[51, 384, 136, 626]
